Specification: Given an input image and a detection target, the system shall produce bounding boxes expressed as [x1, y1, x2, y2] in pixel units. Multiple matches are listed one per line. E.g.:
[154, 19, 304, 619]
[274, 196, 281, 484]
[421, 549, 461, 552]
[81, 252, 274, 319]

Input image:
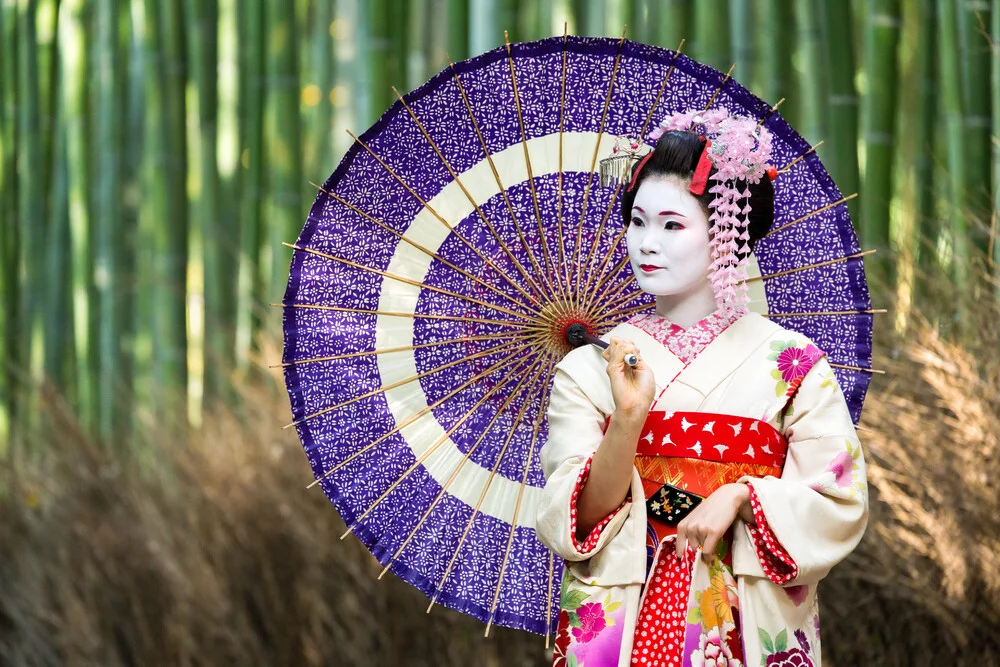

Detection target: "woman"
[535, 109, 868, 667]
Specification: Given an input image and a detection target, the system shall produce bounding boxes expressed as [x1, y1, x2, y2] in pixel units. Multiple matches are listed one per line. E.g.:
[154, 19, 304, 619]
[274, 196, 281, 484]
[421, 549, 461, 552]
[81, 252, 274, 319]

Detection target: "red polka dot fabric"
[630, 541, 692, 667]
[747, 484, 798, 584]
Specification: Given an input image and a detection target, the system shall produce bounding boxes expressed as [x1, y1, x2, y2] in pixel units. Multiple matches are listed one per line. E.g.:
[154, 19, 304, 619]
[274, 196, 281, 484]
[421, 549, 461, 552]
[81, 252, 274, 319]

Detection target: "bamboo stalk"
[961, 0, 992, 245]
[860, 0, 900, 285]
[820, 0, 860, 223]
[993, 0, 1000, 297]
[653, 0, 690, 55]
[938, 0, 971, 319]
[691, 0, 729, 72]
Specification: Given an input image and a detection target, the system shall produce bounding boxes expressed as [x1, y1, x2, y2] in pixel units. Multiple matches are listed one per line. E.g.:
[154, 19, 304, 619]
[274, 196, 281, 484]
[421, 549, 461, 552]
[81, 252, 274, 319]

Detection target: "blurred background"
[2, 0, 999, 665]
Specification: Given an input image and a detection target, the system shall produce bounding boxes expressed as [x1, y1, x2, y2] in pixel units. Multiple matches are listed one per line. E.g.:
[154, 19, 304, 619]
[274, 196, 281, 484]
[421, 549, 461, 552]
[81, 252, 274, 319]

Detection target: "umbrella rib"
[310, 182, 537, 314]
[578, 37, 683, 314]
[745, 249, 876, 282]
[756, 98, 786, 129]
[830, 363, 885, 374]
[556, 25, 573, 305]
[272, 302, 528, 330]
[778, 140, 824, 174]
[443, 55, 569, 319]
[273, 332, 513, 368]
[340, 354, 540, 541]
[577, 193, 627, 312]
[763, 193, 858, 238]
[426, 367, 551, 612]
[305, 343, 535, 487]
[702, 64, 736, 111]
[287, 338, 526, 429]
[763, 309, 887, 318]
[574, 28, 628, 302]
[372, 358, 548, 577]
[388, 89, 552, 303]
[484, 364, 555, 637]
[283, 243, 539, 323]
[637, 39, 686, 138]
[503, 33, 562, 303]
[346, 130, 544, 305]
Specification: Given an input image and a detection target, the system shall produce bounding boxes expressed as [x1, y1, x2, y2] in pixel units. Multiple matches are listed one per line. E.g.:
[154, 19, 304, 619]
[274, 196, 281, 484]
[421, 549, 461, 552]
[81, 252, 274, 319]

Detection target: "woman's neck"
[653, 284, 718, 329]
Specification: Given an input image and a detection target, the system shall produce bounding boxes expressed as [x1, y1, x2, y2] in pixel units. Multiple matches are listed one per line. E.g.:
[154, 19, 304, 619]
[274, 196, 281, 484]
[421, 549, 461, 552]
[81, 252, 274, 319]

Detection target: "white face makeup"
[625, 176, 713, 298]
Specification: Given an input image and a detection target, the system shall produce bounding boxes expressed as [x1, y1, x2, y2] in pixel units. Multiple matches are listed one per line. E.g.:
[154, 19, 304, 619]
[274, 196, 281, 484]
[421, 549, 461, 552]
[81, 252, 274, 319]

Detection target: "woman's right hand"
[602, 336, 656, 420]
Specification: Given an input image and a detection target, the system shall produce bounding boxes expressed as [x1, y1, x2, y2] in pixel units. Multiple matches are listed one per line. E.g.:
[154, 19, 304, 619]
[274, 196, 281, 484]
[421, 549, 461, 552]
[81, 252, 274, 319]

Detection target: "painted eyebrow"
[658, 210, 687, 218]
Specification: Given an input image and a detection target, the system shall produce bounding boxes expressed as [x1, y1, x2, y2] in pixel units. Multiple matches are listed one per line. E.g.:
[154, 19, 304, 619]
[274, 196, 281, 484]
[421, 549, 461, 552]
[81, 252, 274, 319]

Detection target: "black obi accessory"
[646, 482, 704, 526]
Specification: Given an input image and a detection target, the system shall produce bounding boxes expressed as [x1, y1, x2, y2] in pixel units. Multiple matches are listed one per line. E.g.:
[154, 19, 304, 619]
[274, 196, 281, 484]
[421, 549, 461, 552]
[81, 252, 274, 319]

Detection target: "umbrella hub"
[539, 301, 599, 359]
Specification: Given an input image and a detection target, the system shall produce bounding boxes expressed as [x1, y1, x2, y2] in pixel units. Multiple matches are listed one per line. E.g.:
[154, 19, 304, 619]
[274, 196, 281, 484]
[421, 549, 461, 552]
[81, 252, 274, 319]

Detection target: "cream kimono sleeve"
[535, 360, 633, 563]
[734, 355, 869, 587]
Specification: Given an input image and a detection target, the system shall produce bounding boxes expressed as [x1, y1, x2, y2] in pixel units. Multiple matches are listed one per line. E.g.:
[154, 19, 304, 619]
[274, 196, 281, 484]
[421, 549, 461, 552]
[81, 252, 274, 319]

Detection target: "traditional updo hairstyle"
[619, 130, 774, 255]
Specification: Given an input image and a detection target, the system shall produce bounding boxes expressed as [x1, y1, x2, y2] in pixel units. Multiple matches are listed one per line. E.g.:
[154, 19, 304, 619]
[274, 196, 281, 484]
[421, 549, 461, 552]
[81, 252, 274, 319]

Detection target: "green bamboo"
[757, 0, 793, 107]
[159, 0, 190, 410]
[572, 0, 606, 37]
[265, 0, 302, 307]
[235, 0, 264, 370]
[652, 0, 690, 51]
[470, 0, 499, 55]
[407, 0, 430, 90]
[960, 0, 992, 245]
[913, 0, 940, 291]
[691, 0, 729, 73]
[729, 0, 753, 83]
[938, 0, 971, 320]
[860, 0, 900, 282]
[0, 2, 18, 446]
[303, 0, 334, 181]
[370, 0, 394, 113]
[819, 0, 860, 222]
[446, 0, 469, 61]
[792, 0, 828, 145]
[993, 0, 1000, 295]
[16, 0, 44, 441]
[188, 0, 226, 401]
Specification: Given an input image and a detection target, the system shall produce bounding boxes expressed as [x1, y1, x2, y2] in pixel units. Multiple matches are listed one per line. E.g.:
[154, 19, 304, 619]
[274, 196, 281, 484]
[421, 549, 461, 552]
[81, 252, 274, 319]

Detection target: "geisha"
[535, 109, 868, 667]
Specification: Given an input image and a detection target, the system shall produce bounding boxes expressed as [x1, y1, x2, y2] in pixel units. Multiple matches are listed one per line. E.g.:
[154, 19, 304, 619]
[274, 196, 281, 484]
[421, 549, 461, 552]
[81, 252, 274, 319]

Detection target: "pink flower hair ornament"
[644, 108, 777, 312]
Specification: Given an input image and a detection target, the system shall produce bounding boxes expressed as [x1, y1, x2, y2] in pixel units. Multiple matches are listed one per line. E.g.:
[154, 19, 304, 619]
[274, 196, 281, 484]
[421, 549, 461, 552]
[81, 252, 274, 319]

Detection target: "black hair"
[619, 130, 774, 254]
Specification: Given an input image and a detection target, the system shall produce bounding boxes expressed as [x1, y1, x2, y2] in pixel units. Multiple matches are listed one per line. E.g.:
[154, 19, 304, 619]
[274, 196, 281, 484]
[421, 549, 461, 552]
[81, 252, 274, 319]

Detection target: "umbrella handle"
[564, 323, 638, 367]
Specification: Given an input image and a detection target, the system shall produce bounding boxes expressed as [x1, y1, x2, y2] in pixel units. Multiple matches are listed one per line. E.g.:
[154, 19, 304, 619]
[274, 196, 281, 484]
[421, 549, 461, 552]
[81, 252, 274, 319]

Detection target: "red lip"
[639, 264, 662, 273]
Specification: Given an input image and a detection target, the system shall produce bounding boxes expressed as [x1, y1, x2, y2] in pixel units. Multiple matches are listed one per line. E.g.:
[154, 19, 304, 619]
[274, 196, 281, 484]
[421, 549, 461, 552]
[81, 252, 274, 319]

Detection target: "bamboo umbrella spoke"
[347, 130, 544, 305]
[427, 368, 551, 612]
[273, 302, 530, 331]
[373, 358, 549, 579]
[573, 29, 628, 309]
[340, 355, 539, 542]
[763, 193, 858, 238]
[305, 343, 535, 487]
[778, 140, 824, 174]
[702, 64, 736, 111]
[288, 338, 525, 429]
[283, 242, 539, 324]
[555, 26, 573, 303]
[829, 363, 885, 374]
[763, 309, 887, 318]
[311, 182, 538, 315]
[390, 87, 555, 303]
[272, 332, 515, 369]
[745, 250, 877, 283]
[502, 34, 561, 302]
[484, 365, 554, 637]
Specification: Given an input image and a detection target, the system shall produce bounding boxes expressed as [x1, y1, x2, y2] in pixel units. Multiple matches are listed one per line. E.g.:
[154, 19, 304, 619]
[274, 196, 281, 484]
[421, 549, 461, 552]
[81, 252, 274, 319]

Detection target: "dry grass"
[2, 295, 999, 666]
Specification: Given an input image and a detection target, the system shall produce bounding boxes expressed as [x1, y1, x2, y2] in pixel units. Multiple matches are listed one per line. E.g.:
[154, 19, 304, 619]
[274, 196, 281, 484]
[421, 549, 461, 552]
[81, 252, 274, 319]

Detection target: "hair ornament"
[649, 107, 776, 312]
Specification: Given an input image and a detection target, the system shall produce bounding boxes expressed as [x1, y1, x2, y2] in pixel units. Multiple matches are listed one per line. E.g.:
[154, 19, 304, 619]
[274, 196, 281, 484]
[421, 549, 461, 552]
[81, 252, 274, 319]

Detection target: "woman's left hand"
[675, 483, 753, 564]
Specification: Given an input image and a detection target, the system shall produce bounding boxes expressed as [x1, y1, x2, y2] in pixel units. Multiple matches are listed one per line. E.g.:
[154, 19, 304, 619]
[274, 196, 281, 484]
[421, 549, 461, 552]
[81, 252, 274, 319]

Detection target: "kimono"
[535, 310, 868, 667]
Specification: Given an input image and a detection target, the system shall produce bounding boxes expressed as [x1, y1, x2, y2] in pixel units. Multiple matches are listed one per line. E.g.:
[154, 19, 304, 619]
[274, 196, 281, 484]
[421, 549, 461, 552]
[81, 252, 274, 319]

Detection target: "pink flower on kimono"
[571, 602, 607, 643]
[775, 345, 822, 383]
[765, 648, 815, 667]
[827, 450, 854, 488]
[691, 627, 742, 667]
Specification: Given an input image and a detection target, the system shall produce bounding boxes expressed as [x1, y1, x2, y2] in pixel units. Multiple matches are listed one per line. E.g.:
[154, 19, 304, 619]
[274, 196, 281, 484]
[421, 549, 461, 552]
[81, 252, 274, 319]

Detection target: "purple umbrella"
[279, 34, 874, 638]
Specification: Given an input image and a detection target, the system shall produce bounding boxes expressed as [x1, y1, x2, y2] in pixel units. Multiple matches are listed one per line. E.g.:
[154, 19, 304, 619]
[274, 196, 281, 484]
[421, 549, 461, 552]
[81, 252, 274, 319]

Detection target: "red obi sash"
[605, 410, 789, 552]
[634, 410, 787, 469]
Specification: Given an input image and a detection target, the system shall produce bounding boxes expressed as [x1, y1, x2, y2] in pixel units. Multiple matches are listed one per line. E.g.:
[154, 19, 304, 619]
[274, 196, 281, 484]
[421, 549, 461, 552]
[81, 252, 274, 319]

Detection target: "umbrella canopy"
[280, 34, 873, 637]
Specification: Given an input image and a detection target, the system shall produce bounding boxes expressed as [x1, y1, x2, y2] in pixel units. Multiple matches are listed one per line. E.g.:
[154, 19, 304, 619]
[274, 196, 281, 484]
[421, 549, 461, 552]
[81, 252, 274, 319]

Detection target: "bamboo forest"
[2, 0, 999, 665]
